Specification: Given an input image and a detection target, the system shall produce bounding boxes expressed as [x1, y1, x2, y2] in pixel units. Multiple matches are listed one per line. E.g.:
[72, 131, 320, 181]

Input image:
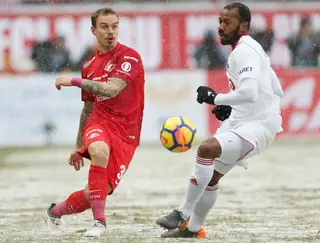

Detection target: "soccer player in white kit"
[156, 2, 284, 238]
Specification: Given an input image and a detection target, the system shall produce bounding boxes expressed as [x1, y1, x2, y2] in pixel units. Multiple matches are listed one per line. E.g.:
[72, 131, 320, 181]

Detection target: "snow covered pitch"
[1, 141, 320, 243]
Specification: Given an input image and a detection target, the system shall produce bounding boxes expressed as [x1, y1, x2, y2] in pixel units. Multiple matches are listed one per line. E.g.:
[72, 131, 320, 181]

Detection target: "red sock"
[51, 189, 90, 217]
[88, 164, 108, 223]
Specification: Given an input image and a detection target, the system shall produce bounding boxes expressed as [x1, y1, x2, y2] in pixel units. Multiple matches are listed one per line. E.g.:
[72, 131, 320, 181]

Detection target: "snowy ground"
[1, 141, 320, 243]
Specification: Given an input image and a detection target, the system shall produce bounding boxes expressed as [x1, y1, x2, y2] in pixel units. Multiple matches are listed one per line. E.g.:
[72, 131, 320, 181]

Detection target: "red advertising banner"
[207, 68, 320, 136]
[0, 9, 320, 73]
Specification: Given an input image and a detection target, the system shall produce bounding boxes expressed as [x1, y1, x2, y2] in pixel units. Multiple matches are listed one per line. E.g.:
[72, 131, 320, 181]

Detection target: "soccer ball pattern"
[160, 116, 197, 152]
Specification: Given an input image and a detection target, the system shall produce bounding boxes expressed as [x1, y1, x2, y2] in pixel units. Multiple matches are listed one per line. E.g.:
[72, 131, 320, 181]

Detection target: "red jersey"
[81, 42, 145, 146]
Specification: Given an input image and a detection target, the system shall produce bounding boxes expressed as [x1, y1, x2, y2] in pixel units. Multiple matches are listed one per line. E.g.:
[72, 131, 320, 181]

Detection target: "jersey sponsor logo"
[104, 62, 115, 72]
[83, 56, 96, 68]
[238, 67, 253, 75]
[121, 62, 132, 72]
[124, 56, 138, 62]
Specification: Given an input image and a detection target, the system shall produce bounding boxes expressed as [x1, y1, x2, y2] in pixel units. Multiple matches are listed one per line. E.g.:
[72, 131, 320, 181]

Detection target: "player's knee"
[89, 144, 109, 160]
[197, 137, 221, 159]
[207, 170, 224, 187]
[88, 141, 110, 167]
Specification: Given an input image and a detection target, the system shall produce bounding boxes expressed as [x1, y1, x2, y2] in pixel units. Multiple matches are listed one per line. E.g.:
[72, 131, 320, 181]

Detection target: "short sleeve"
[111, 50, 142, 84]
[81, 69, 95, 102]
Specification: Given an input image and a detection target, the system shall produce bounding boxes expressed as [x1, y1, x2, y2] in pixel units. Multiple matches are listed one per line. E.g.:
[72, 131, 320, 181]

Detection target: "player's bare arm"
[69, 101, 93, 171]
[76, 102, 93, 148]
[81, 78, 127, 98]
[55, 76, 127, 98]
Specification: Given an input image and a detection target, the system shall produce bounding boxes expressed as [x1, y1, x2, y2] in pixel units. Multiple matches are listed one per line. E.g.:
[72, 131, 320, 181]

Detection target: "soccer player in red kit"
[43, 8, 145, 237]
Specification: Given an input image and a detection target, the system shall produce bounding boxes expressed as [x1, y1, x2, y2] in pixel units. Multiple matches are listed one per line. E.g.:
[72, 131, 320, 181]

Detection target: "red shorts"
[78, 119, 137, 195]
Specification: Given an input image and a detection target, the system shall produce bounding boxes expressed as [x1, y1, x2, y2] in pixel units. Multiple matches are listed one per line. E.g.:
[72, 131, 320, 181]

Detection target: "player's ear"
[91, 26, 96, 36]
[240, 21, 248, 33]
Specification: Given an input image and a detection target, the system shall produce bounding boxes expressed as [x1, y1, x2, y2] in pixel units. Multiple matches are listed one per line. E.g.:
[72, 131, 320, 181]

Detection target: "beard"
[98, 39, 116, 51]
[219, 25, 241, 46]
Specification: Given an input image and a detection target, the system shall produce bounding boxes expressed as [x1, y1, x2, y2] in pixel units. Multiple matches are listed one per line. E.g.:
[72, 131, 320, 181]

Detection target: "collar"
[232, 34, 249, 50]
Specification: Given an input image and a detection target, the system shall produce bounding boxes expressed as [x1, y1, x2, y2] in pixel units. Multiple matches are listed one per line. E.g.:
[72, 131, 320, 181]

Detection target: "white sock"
[188, 184, 219, 232]
[179, 156, 214, 219]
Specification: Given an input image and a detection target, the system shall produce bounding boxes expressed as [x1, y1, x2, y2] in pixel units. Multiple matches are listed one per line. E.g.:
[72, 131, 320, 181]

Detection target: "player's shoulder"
[117, 43, 142, 61]
[232, 36, 265, 62]
[234, 36, 259, 54]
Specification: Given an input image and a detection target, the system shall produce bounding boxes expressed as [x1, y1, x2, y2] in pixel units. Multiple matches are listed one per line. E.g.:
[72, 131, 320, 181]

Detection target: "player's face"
[92, 14, 119, 50]
[218, 8, 246, 45]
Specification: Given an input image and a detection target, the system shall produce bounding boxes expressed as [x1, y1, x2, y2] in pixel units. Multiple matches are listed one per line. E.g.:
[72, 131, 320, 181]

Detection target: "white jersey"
[214, 35, 283, 133]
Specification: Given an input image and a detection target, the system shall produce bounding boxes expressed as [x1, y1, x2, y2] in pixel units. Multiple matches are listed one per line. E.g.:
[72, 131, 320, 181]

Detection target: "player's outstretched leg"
[187, 183, 220, 233]
[159, 171, 223, 238]
[83, 141, 110, 237]
[156, 137, 220, 231]
[44, 189, 91, 233]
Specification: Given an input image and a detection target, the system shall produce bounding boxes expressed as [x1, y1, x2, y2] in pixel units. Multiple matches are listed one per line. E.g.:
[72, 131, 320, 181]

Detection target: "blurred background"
[1, 0, 320, 147]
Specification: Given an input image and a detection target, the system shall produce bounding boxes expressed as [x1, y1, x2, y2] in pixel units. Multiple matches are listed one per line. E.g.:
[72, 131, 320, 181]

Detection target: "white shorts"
[213, 119, 278, 175]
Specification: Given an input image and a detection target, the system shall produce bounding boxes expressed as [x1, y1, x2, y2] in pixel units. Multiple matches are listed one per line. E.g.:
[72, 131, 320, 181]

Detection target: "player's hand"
[68, 149, 84, 171]
[55, 77, 72, 90]
[212, 105, 232, 121]
[196, 86, 217, 105]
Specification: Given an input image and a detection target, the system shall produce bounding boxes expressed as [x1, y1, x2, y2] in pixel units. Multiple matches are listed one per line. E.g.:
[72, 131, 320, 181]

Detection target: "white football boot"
[43, 203, 65, 235]
[84, 220, 106, 237]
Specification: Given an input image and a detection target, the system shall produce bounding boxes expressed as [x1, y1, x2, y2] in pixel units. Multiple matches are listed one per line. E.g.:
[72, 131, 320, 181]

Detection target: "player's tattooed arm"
[76, 102, 93, 148]
[81, 78, 128, 98]
[81, 101, 94, 117]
